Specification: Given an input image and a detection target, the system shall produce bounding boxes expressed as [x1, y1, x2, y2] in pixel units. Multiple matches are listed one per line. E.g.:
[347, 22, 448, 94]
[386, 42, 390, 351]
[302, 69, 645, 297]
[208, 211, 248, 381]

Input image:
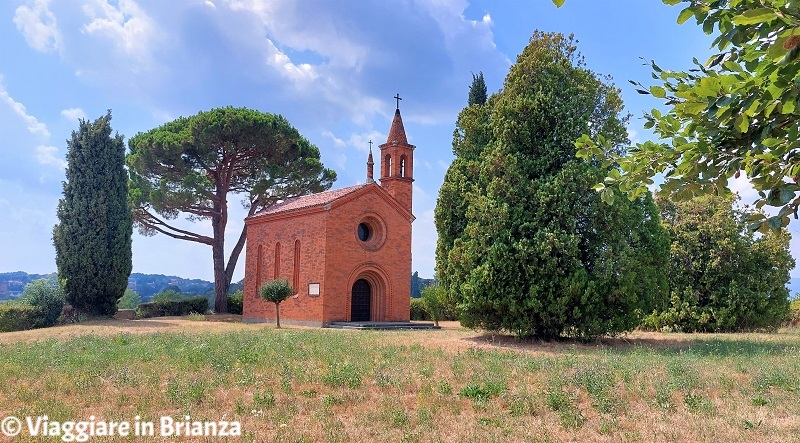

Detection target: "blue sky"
[1, 0, 793, 282]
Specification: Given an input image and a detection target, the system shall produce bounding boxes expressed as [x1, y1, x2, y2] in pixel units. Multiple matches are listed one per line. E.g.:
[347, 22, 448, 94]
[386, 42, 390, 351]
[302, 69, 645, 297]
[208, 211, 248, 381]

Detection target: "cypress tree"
[53, 111, 132, 316]
[438, 32, 670, 339]
[468, 72, 487, 106]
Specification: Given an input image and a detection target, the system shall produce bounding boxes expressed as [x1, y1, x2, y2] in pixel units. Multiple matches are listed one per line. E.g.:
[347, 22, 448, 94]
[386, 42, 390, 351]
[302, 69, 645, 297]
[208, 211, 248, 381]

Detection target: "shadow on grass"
[463, 330, 800, 357]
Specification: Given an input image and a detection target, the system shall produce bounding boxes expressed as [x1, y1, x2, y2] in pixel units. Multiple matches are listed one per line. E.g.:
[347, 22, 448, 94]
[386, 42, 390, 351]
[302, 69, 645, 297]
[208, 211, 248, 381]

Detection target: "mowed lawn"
[0, 318, 799, 442]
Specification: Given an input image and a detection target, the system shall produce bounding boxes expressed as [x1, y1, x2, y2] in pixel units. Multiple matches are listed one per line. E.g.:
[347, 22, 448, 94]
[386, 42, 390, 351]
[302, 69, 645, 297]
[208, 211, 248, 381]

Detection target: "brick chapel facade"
[242, 106, 415, 326]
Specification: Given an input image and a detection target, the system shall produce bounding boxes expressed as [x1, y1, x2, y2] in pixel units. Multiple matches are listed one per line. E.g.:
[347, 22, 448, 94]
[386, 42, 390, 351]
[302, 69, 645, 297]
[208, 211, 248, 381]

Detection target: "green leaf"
[732, 8, 778, 25]
[734, 113, 749, 133]
[551, 0, 565, 7]
[769, 37, 790, 61]
[677, 7, 695, 24]
[767, 216, 783, 230]
[600, 188, 615, 205]
[680, 101, 707, 115]
[663, 0, 682, 5]
[780, 187, 795, 205]
[650, 85, 667, 99]
[782, 99, 796, 114]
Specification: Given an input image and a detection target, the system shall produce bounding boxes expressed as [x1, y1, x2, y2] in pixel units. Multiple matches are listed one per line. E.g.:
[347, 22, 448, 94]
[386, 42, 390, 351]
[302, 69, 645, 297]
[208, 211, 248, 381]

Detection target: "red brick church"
[242, 104, 415, 326]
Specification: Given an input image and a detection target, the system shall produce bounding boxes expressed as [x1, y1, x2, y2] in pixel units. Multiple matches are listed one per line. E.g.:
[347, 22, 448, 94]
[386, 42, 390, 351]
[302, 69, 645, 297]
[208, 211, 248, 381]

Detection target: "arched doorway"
[351, 279, 371, 322]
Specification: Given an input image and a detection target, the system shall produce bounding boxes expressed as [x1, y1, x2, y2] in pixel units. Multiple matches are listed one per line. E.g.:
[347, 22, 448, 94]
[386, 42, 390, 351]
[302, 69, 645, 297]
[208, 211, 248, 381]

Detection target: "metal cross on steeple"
[368, 140, 373, 152]
[394, 93, 402, 109]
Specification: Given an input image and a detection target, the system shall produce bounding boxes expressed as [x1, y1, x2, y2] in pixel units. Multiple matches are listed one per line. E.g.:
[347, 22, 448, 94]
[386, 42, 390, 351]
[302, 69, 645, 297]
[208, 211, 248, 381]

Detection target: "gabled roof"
[248, 184, 368, 220]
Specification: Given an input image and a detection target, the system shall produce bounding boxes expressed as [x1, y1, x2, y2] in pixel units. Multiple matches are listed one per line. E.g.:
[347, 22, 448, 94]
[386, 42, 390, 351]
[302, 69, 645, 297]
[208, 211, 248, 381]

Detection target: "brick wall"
[243, 186, 411, 324]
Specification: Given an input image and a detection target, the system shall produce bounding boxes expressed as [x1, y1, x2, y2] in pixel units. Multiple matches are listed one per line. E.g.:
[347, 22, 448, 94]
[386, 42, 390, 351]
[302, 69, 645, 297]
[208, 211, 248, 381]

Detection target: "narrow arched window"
[400, 156, 406, 177]
[386, 155, 393, 177]
[256, 244, 263, 291]
[274, 242, 281, 279]
[293, 240, 300, 294]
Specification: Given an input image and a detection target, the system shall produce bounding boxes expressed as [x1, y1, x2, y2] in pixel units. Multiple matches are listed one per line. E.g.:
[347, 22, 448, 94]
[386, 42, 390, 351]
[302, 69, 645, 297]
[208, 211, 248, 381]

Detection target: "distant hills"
[2, 271, 796, 301]
[126, 273, 215, 300]
[0, 271, 218, 301]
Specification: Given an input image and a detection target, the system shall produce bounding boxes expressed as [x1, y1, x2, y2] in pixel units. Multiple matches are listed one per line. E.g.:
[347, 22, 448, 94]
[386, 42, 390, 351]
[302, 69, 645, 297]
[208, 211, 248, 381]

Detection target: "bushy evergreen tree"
[468, 72, 487, 106]
[436, 32, 669, 339]
[644, 195, 793, 332]
[53, 112, 132, 316]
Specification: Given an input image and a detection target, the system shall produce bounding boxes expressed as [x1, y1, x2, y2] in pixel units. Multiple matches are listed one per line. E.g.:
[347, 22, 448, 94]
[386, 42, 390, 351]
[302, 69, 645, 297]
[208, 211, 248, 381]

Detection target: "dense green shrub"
[135, 296, 208, 319]
[643, 195, 793, 332]
[151, 289, 184, 303]
[18, 278, 65, 328]
[117, 289, 141, 310]
[410, 298, 430, 321]
[421, 285, 446, 327]
[0, 304, 40, 332]
[227, 290, 243, 315]
[789, 299, 800, 328]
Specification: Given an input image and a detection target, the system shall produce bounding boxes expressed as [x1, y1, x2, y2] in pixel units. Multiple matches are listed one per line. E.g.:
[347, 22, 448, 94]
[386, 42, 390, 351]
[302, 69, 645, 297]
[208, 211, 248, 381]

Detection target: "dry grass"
[0, 318, 799, 442]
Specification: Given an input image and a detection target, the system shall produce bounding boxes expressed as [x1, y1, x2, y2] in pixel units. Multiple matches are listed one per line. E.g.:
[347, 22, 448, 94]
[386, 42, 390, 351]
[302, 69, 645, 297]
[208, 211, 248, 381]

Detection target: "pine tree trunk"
[212, 199, 229, 313]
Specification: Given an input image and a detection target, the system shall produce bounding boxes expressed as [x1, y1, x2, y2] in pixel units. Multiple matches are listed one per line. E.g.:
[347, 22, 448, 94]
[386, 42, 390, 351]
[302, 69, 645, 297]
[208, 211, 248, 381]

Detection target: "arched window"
[256, 244, 263, 292]
[386, 155, 393, 177]
[400, 156, 406, 177]
[274, 242, 281, 279]
[293, 240, 300, 294]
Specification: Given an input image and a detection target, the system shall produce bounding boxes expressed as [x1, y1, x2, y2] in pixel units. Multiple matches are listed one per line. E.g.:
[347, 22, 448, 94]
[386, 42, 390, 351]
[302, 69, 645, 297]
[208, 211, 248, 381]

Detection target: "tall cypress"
[439, 32, 670, 339]
[468, 72, 487, 106]
[53, 111, 132, 316]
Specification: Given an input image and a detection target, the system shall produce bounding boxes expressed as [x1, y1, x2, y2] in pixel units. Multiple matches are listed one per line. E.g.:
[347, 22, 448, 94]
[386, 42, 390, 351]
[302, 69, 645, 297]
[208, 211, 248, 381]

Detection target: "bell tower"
[379, 94, 414, 213]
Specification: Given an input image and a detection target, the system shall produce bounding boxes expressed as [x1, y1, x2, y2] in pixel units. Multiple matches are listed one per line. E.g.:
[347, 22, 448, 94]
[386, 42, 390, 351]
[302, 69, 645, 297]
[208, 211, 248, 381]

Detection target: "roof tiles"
[249, 184, 369, 219]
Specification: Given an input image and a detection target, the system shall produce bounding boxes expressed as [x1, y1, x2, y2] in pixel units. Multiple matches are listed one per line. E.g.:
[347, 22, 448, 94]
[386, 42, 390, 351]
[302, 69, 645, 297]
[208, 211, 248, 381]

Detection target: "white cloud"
[322, 130, 346, 148]
[223, 0, 368, 70]
[35, 145, 66, 169]
[14, 0, 61, 53]
[60, 107, 87, 122]
[0, 80, 50, 137]
[81, 0, 157, 67]
[628, 129, 639, 144]
[417, 0, 496, 53]
[263, 39, 318, 83]
[729, 173, 768, 212]
[348, 131, 384, 154]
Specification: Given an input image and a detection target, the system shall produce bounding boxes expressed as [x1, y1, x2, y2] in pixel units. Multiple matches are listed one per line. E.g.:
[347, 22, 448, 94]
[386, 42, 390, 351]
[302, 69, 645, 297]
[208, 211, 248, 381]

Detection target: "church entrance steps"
[325, 321, 440, 330]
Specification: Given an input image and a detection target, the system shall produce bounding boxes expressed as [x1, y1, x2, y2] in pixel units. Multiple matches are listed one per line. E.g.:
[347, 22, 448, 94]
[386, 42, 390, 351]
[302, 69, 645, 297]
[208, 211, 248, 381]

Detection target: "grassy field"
[0, 319, 799, 442]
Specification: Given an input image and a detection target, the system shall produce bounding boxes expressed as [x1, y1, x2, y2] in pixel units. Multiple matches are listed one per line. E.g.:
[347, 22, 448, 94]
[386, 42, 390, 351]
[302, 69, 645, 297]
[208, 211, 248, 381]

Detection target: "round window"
[357, 223, 371, 241]
[355, 214, 386, 251]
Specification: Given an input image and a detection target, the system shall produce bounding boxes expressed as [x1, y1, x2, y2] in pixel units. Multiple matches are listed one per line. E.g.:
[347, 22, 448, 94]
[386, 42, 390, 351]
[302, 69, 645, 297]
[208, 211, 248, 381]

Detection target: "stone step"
[325, 321, 440, 330]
